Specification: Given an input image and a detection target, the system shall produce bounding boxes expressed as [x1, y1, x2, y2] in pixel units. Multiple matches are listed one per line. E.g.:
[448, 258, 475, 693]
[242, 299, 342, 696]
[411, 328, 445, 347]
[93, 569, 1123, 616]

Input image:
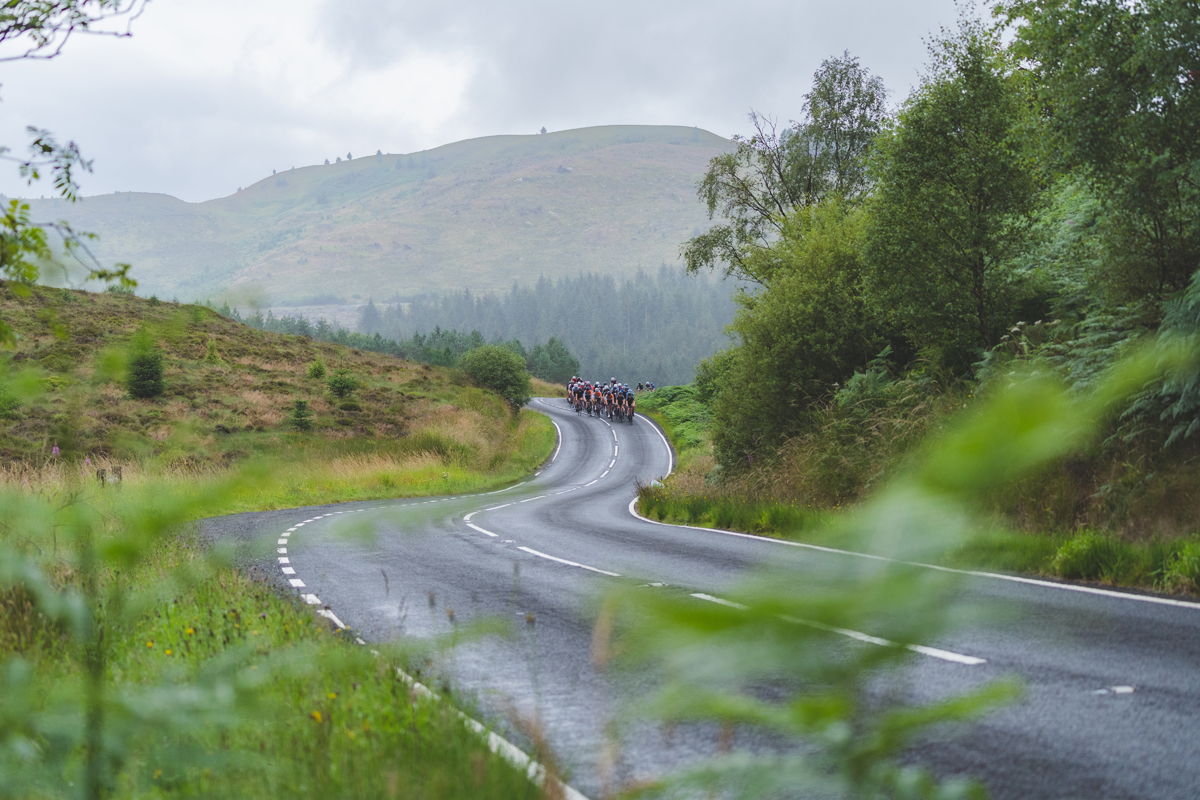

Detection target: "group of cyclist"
[566, 377, 640, 423]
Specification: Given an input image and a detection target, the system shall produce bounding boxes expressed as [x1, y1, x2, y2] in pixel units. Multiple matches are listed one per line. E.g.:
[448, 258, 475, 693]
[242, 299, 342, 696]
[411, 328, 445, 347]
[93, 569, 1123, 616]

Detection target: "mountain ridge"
[26, 125, 731, 305]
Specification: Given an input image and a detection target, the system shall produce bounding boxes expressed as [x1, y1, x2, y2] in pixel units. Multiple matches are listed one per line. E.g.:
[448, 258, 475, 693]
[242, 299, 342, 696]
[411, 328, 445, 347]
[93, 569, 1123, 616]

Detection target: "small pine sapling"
[289, 399, 313, 431]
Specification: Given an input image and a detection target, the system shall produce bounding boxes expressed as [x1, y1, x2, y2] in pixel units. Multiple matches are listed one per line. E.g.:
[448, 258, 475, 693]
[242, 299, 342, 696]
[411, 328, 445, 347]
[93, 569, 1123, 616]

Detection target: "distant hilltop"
[27, 125, 731, 305]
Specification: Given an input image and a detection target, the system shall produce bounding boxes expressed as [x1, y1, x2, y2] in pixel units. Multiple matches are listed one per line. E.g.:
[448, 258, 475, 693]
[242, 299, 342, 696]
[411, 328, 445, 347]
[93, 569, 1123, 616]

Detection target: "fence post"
[96, 468, 106, 487]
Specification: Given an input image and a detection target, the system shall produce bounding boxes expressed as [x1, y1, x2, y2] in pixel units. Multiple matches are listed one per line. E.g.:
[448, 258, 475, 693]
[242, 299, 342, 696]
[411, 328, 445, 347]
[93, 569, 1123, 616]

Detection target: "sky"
[0, 0, 960, 203]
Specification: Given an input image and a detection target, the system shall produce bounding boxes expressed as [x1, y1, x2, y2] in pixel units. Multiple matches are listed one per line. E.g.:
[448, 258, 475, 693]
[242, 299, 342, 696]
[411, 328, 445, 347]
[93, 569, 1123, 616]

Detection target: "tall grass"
[0, 407, 555, 515]
[0, 508, 543, 799]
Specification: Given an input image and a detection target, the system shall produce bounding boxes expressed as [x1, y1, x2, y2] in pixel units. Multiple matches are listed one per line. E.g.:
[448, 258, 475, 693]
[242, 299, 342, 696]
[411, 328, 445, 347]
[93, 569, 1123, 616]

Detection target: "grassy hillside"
[0, 285, 555, 510]
[0, 287, 565, 798]
[26, 125, 730, 305]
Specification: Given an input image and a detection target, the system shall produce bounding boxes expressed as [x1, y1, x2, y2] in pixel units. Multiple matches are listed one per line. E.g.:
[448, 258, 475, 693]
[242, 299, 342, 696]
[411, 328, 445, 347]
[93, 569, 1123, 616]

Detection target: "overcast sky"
[0, 0, 959, 203]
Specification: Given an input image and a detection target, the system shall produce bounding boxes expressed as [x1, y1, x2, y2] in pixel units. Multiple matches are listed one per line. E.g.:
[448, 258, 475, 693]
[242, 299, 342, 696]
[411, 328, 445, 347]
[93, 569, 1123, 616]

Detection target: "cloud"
[0, 0, 955, 202]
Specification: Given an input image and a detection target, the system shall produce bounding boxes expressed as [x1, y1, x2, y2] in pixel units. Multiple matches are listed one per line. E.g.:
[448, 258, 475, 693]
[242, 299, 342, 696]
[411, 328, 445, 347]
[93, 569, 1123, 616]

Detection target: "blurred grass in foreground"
[612, 348, 1189, 799]
[0, 399, 556, 798]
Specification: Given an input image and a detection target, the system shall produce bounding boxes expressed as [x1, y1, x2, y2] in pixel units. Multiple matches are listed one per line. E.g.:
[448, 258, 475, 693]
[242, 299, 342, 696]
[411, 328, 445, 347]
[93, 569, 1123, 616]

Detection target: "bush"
[326, 370, 359, 398]
[126, 333, 166, 399]
[306, 360, 327, 379]
[458, 345, 531, 409]
[1159, 541, 1200, 594]
[1051, 532, 1129, 581]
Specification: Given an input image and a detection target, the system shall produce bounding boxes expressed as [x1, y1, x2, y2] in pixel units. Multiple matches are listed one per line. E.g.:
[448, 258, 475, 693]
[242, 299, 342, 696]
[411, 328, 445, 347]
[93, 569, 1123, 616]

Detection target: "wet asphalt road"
[201, 397, 1200, 799]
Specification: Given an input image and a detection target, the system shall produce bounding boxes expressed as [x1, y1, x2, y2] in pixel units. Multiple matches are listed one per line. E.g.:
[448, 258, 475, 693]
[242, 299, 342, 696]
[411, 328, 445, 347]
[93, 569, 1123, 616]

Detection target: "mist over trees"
[365, 266, 737, 385]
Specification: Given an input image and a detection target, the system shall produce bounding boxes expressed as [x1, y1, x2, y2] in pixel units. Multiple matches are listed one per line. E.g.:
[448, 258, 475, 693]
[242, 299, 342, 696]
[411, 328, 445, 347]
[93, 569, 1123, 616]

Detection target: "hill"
[0, 285, 553, 506]
[25, 125, 731, 305]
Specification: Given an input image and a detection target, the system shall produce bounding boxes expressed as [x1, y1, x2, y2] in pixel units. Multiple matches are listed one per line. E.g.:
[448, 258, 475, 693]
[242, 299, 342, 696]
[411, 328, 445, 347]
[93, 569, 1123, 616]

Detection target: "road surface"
[202, 397, 1200, 799]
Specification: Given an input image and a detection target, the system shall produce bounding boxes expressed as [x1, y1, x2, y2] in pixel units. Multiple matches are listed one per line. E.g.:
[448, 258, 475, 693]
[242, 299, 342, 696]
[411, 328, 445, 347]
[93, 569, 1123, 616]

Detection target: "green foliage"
[305, 359, 327, 379]
[713, 201, 881, 468]
[203, 338, 221, 364]
[1050, 531, 1127, 580]
[864, 20, 1042, 367]
[288, 398, 313, 431]
[325, 370, 359, 399]
[692, 347, 737, 405]
[1121, 270, 1200, 446]
[458, 345, 531, 409]
[618, 346, 1191, 798]
[0, 200, 50, 346]
[526, 336, 579, 384]
[999, 0, 1200, 306]
[684, 54, 887, 284]
[1158, 541, 1200, 594]
[637, 384, 711, 454]
[125, 330, 165, 399]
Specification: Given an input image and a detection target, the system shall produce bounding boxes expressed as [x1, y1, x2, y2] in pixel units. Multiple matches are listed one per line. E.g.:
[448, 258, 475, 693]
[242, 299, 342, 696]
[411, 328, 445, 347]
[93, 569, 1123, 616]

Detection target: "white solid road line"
[550, 420, 563, 463]
[518, 546, 622, 577]
[689, 593, 987, 666]
[520, 495, 548, 503]
[633, 497, 1200, 612]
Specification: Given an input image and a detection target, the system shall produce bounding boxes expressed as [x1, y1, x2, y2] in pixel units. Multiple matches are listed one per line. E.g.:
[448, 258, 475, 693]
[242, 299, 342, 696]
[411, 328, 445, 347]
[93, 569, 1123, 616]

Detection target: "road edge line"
[627, 497, 1200, 612]
[286, 514, 592, 800]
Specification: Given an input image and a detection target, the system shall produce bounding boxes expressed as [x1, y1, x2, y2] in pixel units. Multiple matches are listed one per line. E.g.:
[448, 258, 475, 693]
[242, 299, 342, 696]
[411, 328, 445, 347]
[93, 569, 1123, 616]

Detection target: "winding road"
[203, 398, 1200, 800]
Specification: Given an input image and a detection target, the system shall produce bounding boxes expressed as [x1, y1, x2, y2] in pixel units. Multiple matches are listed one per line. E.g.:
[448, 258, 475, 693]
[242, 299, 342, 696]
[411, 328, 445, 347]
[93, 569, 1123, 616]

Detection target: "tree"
[459, 345, 531, 409]
[346, 152, 352, 160]
[711, 201, 882, 467]
[0, 0, 147, 61]
[682, 52, 887, 286]
[326, 370, 359, 398]
[288, 398, 313, 431]
[998, 0, 1200, 309]
[357, 298, 382, 335]
[864, 21, 1041, 367]
[324, 158, 330, 165]
[540, 126, 547, 134]
[126, 328, 165, 399]
[528, 336, 580, 384]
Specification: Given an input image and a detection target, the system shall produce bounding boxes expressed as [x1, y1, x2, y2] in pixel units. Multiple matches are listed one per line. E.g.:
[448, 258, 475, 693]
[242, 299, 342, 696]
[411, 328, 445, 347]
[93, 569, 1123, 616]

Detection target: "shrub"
[306, 360, 327, 379]
[326, 370, 359, 398]
[126, 332, 166, 399]
[1158, 541, 1200, 594]
[1051, 532, 1128, 581]
[203, 339, 222, 364]
[0, 391, 21, 419]
[288, 399, 313, 431]
[458, 345, 531, 409]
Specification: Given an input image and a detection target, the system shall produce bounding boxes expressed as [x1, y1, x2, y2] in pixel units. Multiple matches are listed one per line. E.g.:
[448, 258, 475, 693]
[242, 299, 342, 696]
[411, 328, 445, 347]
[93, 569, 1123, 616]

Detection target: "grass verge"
[636, 388, 1200, 598]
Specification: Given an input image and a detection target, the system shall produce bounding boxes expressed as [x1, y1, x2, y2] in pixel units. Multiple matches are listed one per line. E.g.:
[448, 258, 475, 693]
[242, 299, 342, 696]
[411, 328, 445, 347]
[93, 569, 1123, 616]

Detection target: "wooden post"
[96, 468, 106, 487]
[113, 466, 123, 484]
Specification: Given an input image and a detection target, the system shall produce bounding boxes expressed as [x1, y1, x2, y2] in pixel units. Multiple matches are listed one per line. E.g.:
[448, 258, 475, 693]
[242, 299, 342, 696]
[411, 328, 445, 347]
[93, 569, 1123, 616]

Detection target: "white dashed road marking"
[688, 593, 986, 666]
[518, 546, 621, 577]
